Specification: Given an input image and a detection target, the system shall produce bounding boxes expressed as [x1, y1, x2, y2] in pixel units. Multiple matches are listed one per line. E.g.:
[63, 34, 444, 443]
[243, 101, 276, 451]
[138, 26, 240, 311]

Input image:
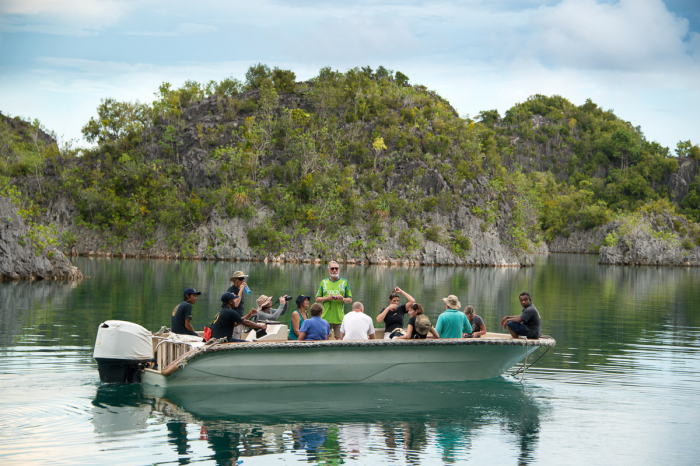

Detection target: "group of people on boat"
[171, 261, 542, 343]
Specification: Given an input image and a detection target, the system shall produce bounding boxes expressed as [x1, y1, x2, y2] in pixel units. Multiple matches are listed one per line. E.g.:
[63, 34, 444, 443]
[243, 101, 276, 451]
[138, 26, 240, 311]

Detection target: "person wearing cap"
[254, 294, 289, 321]
[340, 302, 375, 340]
[227, 271, 250, 318]
[211, 292, 267, 342]
[171, 287, 202, 337]
[298, 303, 332, 341]
[315, 261, 352, 339]
[395, 303, 439, 339]
[435, 295, 472, 339]
[376, 287, 416, 339]
[288, 295, 311, 340]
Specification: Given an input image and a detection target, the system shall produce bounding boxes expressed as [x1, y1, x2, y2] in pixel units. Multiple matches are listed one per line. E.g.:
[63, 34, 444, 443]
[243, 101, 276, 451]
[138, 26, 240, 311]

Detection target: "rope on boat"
[153, 326, 171, 336]
[510, 339, 552, 382]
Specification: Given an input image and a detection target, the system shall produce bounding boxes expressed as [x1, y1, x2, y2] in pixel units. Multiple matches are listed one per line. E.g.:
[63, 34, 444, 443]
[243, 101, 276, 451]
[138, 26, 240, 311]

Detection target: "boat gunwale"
[182, 334, 554, 361]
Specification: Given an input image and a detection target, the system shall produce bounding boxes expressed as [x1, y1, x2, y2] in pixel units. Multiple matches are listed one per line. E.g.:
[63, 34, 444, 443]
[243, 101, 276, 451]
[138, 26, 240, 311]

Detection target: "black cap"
[184, 287, 202, 296]
[296, 295, 311, 307]
[221, 292, 239, 303]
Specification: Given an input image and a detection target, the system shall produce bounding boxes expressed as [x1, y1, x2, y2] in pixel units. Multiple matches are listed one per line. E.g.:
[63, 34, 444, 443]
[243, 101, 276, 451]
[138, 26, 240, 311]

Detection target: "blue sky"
[0, 0, 698, 150]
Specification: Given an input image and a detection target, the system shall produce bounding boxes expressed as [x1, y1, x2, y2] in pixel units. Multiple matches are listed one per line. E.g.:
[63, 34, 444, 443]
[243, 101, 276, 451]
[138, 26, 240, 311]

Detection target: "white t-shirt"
[340, 312, 375, 340]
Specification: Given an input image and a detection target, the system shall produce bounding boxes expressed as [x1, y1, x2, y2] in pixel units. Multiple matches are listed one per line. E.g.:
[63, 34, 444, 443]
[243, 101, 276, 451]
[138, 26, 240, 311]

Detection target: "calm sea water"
[1, 254, 699, 465]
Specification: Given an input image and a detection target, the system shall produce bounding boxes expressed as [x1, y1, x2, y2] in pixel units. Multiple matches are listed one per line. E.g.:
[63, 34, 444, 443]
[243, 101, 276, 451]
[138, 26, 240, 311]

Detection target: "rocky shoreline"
[45, 197, 534, 268]
[0, 197, 83, 281]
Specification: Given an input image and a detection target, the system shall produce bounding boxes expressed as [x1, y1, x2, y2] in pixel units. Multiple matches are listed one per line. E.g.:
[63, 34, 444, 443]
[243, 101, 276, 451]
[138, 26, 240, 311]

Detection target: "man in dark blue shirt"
[172, 287, 201, 336]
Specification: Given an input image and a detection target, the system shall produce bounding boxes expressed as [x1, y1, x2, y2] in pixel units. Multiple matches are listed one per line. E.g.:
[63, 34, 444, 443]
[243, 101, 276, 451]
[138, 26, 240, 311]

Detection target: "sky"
[0, 0, 698, 150]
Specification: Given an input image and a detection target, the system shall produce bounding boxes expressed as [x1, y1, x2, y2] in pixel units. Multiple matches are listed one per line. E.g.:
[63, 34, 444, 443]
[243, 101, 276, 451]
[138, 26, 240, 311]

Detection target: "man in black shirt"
[500, 292, 542, 339]
[211, 292, 268, 342]
[227, 271, 253, 318]
[172, 287, 202, 336]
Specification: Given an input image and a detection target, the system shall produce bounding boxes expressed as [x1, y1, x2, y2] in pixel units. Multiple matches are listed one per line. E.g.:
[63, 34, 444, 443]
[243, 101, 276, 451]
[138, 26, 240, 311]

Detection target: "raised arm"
[396, 287, 415, 306]
[258, 298, 287, 320]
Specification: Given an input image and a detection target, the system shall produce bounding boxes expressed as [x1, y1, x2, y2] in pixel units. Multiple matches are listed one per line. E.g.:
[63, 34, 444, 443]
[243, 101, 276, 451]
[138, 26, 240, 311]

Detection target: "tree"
[372, 136, 387, 171]
[395, 71, 409, 86]
[244, 63, 272, 90]
[272, 67, 296, 93]
[82, 98, 152, 144]
[611, 129, 638, 171]
[477, 110, 501, 126]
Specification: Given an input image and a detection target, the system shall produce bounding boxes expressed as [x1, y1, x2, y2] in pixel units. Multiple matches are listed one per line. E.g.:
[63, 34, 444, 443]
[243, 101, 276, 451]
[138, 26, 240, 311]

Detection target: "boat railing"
[153, 337, 196, 372]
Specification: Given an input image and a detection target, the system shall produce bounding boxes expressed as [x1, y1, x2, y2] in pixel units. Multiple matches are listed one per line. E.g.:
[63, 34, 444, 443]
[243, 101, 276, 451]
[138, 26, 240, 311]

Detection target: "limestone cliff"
[0, 197, 82, 281]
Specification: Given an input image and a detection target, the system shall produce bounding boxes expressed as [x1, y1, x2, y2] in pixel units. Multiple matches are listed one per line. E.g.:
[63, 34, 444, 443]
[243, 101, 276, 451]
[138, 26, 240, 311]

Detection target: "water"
[1, 254, 699, 465]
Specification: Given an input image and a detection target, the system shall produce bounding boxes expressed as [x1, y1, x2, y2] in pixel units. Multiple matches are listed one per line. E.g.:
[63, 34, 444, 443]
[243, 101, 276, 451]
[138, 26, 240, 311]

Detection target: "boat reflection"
[93, 380, 546, 465]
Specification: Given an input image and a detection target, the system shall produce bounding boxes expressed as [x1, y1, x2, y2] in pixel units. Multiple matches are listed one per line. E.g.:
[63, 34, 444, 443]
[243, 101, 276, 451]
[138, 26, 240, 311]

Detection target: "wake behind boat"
[93, 320, 555, 387]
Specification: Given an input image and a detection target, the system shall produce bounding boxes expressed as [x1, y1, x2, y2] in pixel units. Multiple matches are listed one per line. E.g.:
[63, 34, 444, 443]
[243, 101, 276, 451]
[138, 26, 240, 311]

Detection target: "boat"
[93, 320, 555, 387]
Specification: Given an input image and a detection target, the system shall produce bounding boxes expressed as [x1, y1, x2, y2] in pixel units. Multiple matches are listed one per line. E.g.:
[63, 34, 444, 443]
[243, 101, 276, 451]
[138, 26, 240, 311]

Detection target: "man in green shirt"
[315, 261, 352, 339]
[435, 294, 472, 339]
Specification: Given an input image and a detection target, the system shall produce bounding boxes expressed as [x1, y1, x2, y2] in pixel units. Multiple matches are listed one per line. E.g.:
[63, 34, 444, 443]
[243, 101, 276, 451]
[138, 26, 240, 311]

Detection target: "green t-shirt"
[316, 277, 352, 324]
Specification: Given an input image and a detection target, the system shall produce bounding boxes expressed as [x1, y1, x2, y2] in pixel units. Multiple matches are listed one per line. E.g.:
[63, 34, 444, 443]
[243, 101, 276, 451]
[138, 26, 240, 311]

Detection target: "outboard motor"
[93, 320, 154, 383]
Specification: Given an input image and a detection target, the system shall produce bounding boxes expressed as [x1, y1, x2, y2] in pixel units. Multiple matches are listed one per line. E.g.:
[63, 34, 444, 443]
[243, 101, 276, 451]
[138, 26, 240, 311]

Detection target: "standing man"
[211, 292, 267, 342]
[227, 271, 250, 318]
[435, 295, 472, 339]
[315, 261, 352, 340]
[500, 292, 541, 339]
[340, 302, 376, 340]
[172, 287, 202, 336]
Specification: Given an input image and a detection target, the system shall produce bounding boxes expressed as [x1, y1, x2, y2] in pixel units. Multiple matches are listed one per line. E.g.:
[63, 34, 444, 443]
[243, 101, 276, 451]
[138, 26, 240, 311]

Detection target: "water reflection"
[92, 380, 546, 464]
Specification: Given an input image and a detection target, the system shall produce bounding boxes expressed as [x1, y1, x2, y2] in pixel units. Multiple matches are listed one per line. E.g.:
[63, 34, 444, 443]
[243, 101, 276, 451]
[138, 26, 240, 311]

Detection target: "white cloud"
[123, 22, 217, 37]
[0, 0, 133, 20]
[0, 0, 138, 34]
[530, 0, 699, 71]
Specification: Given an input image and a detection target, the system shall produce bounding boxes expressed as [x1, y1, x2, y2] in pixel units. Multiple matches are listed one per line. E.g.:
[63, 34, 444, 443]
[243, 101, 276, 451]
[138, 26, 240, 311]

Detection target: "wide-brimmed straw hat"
[256, 295, 272, 309]
[415, 314, 431, 335]
[229, 271, 248, 282]
[442, 295, 461, 309]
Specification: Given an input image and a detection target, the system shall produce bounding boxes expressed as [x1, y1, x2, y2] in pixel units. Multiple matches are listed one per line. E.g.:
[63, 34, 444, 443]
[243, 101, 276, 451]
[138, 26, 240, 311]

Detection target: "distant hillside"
[2, 65, 700, 267]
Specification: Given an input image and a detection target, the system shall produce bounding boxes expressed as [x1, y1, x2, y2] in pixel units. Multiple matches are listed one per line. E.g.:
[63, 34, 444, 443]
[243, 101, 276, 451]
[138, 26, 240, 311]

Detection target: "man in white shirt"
[340, 302, 376, 340]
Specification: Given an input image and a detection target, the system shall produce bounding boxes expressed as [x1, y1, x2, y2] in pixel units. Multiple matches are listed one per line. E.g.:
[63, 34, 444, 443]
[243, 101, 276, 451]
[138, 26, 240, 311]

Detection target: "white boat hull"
[142, 336, 553, 387]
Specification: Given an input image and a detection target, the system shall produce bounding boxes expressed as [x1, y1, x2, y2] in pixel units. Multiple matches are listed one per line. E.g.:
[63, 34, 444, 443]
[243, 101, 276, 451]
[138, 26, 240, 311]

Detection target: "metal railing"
[153, 337, 196, 371]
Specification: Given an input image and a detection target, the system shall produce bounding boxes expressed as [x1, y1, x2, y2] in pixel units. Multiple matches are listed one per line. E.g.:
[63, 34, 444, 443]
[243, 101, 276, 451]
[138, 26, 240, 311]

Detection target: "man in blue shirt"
[435, 294, 472, 339]
[298, 303, 331, 341]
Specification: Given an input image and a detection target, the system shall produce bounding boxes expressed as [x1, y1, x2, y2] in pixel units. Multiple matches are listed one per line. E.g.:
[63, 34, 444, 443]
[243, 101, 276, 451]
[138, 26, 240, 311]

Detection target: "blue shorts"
[507, 321, 530, 337]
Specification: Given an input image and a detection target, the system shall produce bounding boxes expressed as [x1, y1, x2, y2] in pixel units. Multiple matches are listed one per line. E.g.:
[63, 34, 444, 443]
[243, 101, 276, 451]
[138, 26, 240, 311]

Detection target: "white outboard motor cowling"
[93, 320, 153, 383]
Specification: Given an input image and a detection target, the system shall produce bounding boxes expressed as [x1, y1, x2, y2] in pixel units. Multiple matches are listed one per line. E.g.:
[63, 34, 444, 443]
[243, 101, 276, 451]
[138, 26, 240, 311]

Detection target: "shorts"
[507, 321, 539, 339]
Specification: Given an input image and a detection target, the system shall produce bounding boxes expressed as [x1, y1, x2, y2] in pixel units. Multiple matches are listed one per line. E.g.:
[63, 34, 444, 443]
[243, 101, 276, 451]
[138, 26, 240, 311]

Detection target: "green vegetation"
[1, 67, 699, 260]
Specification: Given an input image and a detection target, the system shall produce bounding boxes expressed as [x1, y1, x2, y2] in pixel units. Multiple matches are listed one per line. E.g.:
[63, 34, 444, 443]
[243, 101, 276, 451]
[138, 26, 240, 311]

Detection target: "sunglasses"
[330, 267, 339, 271]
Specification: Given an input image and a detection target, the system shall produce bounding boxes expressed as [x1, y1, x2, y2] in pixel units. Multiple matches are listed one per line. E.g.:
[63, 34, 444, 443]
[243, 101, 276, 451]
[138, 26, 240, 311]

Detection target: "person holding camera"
[376, 287, 416, 339]
[254, 294, 290, 321]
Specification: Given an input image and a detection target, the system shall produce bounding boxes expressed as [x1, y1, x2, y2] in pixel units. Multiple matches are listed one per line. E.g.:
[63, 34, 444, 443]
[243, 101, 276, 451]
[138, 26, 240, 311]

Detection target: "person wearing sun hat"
[254, 294, 289, 321]
[435, 294, 472, 339]
[227, 271, 250, 318]
[171, 287, 202, 336]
